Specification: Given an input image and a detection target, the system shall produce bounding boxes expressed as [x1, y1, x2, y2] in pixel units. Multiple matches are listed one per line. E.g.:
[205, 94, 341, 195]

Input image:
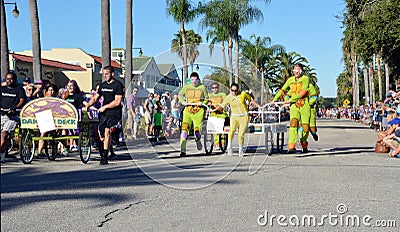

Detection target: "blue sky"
[6, 0, 345, 97]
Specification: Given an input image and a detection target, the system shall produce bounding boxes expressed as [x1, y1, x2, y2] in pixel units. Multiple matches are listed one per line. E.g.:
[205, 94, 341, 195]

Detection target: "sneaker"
[227, 147, 233, 156]
[302, 147, 309, 153]
[287, 149, 296, 154]
[180, 152, 186, 157]
[238, 149, 244, 157]
[33, 151, 40, 158]
[195, 139, 203, 151]
[0, 152, 5, 163]
[311, 132, 319, 141]
[108, 152, 117, 159]
[100, 158, 108, 165]
[70, 146, 78, 152]
[62, 148, 69, 156]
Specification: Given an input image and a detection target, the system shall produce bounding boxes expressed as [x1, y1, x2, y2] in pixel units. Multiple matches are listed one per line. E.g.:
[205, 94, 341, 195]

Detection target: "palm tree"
[171, 29, 202, 81]
[276, 52, 308, 82]
[1, 0, 10, 79]
[240, 34, 284, 102]
[166, 0, 200, 81]
[125, 0, 133, 95]
[231, 0, 270, 83]
[29, 0, 42, 82]
[199, 0, 233, 83]
[303, 65, 318, 85]
[205, 26, 229, 73]
[186, 30, 202, 71]
[101, 0, 111, 68]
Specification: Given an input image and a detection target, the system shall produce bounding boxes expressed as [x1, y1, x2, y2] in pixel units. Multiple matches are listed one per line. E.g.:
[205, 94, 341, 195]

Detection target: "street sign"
[343, 99, 350, 106]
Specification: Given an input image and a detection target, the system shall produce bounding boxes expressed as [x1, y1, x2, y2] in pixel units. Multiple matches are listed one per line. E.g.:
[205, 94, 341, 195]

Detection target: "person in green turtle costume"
[178, 72, 209, 157]
[272, 63, 310, 153]
[286, 82, 319, 143]
[308, 82, 319, 141]
[207, 82, 227, 149]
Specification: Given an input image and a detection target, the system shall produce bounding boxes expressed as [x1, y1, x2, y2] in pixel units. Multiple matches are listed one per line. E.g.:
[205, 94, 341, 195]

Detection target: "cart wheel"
[79, 132, 91, 163]
[218, 134, 228, 154]
[19, 129, 34, 164]
[44, 140, 58, 161]
[265, 127, 273, 155]
[276, 132, 285, 153]
[204, 132, 214, 155]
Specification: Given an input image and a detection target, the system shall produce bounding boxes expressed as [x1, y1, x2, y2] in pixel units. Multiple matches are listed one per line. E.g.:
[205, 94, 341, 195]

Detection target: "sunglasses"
[211, 86, 218, 89]
[231, 89, 238, 92]
[27, 88, 33, 91]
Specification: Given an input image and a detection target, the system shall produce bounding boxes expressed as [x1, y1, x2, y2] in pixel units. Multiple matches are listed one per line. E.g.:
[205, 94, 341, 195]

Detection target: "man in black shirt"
[1, 71, 26, 162]
[86, 66, 123, 165]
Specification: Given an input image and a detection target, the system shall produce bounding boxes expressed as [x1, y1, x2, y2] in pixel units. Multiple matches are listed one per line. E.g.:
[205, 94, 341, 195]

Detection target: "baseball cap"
[34, 79, 43, 84]
[23, 77, 31, 83]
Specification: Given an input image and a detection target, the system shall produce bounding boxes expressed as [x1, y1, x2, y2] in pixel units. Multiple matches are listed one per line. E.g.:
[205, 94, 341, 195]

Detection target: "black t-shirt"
[65, 92, 85, 110]
[98, 78, 124, 114]
[0, 85, 27, 114]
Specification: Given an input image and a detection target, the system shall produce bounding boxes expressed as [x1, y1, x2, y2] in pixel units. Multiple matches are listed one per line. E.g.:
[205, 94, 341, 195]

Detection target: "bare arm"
[98, 95, 123, 113]
[85, 93, 100, 110]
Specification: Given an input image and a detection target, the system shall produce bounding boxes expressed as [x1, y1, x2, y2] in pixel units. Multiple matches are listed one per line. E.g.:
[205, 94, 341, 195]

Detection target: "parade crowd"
[1, 65, 399, 163]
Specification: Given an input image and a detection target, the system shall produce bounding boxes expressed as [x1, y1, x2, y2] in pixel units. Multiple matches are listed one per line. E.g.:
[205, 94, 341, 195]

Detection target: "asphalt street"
[1, 119, 399, 231]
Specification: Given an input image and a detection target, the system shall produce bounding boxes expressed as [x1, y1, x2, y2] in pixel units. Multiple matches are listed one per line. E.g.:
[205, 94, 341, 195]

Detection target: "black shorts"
[98, 112, 122, 138]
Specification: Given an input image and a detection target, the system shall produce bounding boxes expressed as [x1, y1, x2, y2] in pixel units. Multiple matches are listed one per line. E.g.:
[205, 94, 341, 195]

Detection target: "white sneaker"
[227, 147, 233, 156]
[238, 147, 244, 157]
[70, 146, 78, 152]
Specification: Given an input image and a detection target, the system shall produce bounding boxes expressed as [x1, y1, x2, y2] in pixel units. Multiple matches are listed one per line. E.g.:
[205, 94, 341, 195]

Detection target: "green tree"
[341, 0, 400, 106]
[166, 0, 201, 81]
[240, 34, 284, 102]
[199, 0, 270, 85]
[336, 71, 352, 106]
[171, 29, 202, 76]
[230, 0, 270, 83]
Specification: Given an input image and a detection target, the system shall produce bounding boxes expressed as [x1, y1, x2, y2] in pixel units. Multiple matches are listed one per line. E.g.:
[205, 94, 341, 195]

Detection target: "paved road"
[1, 119, 399, 231]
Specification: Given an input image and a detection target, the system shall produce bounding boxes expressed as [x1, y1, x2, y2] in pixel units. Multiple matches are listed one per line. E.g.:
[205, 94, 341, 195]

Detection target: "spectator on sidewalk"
[126, 88, 138, 139]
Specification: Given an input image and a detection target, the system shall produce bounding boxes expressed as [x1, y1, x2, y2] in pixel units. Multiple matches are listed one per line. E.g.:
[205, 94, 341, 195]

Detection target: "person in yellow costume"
[178, 72, 209, 157]
[272, 63, 310, 153]
[218, 83, 261, 157]
[208, 82, 227, 149]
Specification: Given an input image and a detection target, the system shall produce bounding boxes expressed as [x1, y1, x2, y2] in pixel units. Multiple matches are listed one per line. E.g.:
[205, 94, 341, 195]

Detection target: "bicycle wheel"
[78, 130, 91, 163]
[19, 129, 34, 164]
[218, 133, 228, 154]
[44, 140, 58, 161]
[203, 127, 214, 155]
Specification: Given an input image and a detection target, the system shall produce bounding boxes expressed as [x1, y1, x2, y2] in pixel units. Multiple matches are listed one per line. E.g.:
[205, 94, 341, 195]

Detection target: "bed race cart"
[19, 97, 94, 164]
